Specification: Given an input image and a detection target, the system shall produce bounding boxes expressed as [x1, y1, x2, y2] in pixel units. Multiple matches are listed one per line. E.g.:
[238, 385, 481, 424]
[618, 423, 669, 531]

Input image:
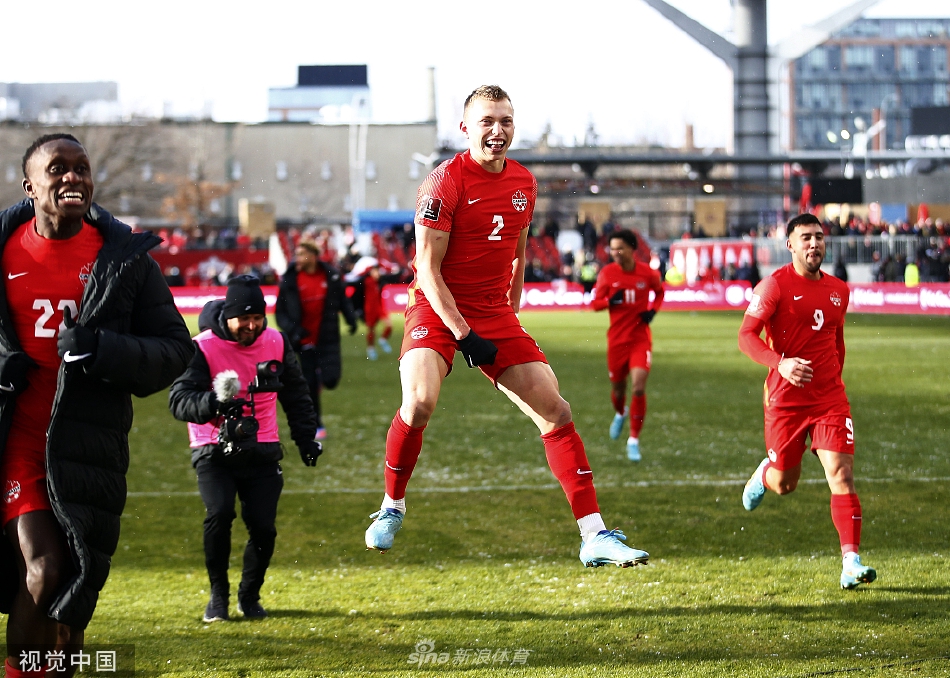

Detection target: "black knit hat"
[223, 275, 265, 318]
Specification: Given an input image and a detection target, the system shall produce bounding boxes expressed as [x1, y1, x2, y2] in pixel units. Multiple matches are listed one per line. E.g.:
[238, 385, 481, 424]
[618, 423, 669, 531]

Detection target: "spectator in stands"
[276, 239, 356, 439]
[833, 258, 848, 282]
[870, 251, 884, 283]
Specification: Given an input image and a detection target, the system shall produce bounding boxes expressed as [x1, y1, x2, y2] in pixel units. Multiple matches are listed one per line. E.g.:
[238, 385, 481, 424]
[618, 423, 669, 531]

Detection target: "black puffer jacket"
[167, 299, 317, 466]
[0, 199, 194, 629]
[275, 262, 356, 389]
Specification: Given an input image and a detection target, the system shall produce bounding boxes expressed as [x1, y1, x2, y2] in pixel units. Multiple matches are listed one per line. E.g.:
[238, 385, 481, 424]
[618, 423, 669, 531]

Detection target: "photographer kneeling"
[169, 275, 321, 622]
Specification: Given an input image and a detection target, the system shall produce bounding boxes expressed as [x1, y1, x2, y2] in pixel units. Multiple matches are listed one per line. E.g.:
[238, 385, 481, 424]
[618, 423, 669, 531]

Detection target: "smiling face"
[787, 222, 826, 279]
[609, 237, 636, 271]
[23, 138, 94, 238]
[227, 313, 266, 347]
[460, 96, 514, 172]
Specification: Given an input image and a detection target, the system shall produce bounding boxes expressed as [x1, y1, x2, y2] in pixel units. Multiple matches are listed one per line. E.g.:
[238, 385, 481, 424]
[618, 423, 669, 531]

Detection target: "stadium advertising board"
[170, 282, 950, 316]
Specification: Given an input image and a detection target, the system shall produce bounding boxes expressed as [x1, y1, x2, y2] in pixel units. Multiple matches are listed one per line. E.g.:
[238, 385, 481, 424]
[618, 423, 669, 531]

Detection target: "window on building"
[934, 83, 949, 107]
[875, 46, 895, 73]
[895, 22, 917, 39]
[845, 45, 874, 71]
[936, 46, 948, 75]
[899, 46, 918, 75]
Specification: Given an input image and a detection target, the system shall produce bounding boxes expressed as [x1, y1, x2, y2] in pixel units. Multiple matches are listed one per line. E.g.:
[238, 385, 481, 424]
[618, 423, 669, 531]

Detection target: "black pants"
[196, 458, 283, 603]
[298, 348, 323, 428]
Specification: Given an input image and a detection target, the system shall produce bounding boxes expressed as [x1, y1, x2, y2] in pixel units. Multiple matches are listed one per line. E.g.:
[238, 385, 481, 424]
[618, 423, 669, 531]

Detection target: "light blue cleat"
[742, 458, 770, 511]
[367, 346, 379, 361]
[609, 410, 627, 440]
[840, 554, 877, 590]
[378, 337, 392, 354]
[365, 508, 403, 552]
[626, 437, 641, 462]
[579, 529, 649, 568]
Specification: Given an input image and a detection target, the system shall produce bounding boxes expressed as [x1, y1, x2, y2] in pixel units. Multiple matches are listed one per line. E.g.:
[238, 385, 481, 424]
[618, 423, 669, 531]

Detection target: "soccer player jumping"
[591, 230, 664, 461]
[738, 213, 876, 589]
[364, 85, 649, 568]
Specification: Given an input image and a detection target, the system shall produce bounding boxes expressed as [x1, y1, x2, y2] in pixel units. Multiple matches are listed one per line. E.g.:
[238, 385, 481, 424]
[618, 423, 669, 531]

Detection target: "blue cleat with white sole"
[579, 529, 649, 568]
[626, 437, 641, 462]
[742, 457, 770, 511]
[378, 337, 392, 354]
[840, 554, 877, 590]
[365, 508, 403, 552]
[609, 410, 627, 440]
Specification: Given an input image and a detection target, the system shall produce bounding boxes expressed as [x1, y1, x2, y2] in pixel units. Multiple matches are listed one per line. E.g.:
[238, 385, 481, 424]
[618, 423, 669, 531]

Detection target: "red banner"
[171, 286, 279, 314]
[169, 282, 950, 316]
[848, 283, 950, 315]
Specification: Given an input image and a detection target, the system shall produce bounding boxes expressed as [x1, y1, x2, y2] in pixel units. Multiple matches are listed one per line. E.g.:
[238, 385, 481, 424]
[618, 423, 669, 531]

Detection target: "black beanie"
[223, 275, 266, 318]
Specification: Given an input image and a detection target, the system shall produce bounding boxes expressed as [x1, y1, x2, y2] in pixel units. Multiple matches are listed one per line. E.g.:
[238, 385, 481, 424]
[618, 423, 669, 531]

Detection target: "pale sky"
[1, 0, 946, 149]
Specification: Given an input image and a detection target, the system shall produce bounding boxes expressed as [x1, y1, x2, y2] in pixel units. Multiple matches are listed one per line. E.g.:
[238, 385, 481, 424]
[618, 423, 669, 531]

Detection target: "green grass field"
[28, 311, 950, 676]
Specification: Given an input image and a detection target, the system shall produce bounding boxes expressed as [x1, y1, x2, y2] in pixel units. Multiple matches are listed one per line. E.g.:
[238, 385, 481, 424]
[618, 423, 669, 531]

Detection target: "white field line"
[126, 476, 950, 497]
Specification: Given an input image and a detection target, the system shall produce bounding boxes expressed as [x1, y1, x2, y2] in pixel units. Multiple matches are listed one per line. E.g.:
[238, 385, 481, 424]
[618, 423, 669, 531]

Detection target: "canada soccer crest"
[79, 261, 94, 286]
[4, 480, 20, 504]
[410, 326, 429, 340]
[511, 190, 528, 212]
[830, 291, 842, 307]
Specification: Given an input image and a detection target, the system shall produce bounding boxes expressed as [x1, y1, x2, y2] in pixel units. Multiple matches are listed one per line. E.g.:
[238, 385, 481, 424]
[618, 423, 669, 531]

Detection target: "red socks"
[541, 422, 600, 519]
[831, 493, 862, 555]
[384, 410, 426, 500]
[381, 325, 392, 340]
[5, 659, 46, 677]
[629, 394, 646, 438]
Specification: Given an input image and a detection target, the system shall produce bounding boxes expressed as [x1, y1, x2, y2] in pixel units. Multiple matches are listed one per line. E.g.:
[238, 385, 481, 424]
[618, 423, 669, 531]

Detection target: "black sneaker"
[203, 594, 229, 622]
[237, 599, 268, 619]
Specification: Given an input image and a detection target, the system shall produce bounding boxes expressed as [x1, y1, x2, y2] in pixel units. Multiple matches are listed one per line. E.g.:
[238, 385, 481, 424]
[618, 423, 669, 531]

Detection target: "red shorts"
[607, 334, 652, 383]
[0, 437, 52, 527]
[763, 403, 854, 470]
[401, 303, 548, 385]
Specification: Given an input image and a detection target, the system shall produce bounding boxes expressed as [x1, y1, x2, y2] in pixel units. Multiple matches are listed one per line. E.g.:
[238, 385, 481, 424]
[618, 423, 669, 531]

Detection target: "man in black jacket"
[0, 134, 194, 675]
[169, 275, 321, 622]
[275, 239, 356, 439]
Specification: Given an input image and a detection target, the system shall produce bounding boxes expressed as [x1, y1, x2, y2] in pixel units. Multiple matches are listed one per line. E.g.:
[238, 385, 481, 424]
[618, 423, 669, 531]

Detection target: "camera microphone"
[213, 370, 241, 402]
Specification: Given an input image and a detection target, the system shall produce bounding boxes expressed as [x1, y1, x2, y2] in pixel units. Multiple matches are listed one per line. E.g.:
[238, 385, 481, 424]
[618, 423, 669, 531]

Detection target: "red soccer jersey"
[591, 261, 665, 346]
[410, 151, 537, 318]
[742, 263, 849, 408]
[297, 269, 327, 347]
[1, 219, 103, 458]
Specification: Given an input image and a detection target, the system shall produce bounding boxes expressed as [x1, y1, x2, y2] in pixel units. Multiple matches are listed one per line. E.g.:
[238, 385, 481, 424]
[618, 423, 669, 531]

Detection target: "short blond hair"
[463, 85, 511, 114]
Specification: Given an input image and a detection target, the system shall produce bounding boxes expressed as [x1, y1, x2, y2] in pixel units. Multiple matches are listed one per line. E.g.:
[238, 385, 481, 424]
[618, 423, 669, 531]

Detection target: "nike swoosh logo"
[576, 469, 593, 475]
[793, 295, 803, 300]
[0, 383, 15, 393]
[63, 351, 93, 363]
[467, 198, 481, 204]
[7, 272, 27, 280]
[385, 461, 403, 471]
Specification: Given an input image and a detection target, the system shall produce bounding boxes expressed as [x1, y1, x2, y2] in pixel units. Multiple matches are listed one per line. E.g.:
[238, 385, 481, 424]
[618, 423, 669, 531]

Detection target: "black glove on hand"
[640, 309, 656, 324]
[348, 321, 357, 335]
[299, 439, 323, 467]
[0, 352, 37, 395]
[609, 290, 626, 305]
[57, 309, 98, 366]
[458, 330, 498, 368]
[217, 398, 247, 419]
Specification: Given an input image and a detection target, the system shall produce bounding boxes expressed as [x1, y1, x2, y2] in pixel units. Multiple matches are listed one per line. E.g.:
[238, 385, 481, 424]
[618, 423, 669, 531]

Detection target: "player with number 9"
[363, 85, 650, 570]
[737, 213, 876, 590]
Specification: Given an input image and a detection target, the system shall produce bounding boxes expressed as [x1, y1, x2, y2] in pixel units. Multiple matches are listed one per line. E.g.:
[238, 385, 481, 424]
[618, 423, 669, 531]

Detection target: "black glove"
[57, 308, 98, 366]
[609, 290, 626, 305]
[299, 439, 322, 467]
[0, 351, 37, 395]
[640, 310, 656, 324]
[217, 397, 247, 419]
[348, 321, 357, 335]
[458, 330, 497, 368]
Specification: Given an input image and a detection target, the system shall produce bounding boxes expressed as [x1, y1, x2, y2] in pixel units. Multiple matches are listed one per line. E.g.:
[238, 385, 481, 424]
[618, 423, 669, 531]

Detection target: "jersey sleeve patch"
[420, 196, 442, 221]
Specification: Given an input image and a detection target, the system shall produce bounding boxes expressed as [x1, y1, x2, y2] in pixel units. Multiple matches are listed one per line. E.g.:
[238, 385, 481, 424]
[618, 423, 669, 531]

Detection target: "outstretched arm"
[508, 227, 528, 314]
[414, 224, 470, 340]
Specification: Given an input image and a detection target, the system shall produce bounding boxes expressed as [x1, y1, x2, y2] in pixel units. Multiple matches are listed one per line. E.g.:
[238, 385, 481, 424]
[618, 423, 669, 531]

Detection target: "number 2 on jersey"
[34, 299, 78, 338]
[488, 215, 504, 241]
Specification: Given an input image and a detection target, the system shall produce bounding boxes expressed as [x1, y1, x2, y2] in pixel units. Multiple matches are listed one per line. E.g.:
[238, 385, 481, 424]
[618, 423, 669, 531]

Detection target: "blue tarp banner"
[353, 210, 416, 232]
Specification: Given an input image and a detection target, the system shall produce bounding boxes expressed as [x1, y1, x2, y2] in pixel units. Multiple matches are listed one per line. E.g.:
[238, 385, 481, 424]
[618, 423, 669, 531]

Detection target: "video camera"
[215, 360, 284, 457]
